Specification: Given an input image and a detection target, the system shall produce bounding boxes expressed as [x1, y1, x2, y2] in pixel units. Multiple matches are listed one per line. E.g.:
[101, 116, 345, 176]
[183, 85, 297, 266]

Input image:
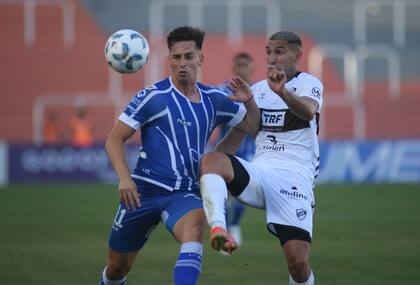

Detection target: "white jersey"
[251, 72, 323, 184]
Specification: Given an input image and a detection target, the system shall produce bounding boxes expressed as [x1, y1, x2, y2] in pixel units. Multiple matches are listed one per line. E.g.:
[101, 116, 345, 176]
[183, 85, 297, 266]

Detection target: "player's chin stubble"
[177, 74, 191, 86]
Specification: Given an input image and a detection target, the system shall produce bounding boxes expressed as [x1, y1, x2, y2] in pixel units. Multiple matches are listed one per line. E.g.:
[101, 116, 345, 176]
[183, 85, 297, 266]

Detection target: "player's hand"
[118, 177, 141, 211]
[267, 65, 287, 97]
[227, 76, 253, 104]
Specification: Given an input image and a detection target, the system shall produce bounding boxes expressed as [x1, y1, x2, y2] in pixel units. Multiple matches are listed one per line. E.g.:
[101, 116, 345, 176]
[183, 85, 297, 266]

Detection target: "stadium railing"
[308, 43, 401, 139]
[355, 44, 401, 100]
[147, 0, 282, 83]
[354, 0, 420, 48]
[0, 0, 75, 47]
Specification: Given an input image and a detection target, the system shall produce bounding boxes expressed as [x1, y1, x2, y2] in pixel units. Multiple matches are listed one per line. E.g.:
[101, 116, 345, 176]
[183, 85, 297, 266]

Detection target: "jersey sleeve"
[217, 83, 234, 96]
[213, 92, 246, 128]
[118, 88, 166, 129]
[298, 76, 324, 112]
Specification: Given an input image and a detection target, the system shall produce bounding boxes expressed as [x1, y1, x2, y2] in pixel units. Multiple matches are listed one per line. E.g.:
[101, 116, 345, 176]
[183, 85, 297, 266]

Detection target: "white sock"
[180, 241, 203, 255]
[289, 270, 314, 285]
[200, 173, 228, 229]
[228, 225, 242, 245]
[101, 266, 127, 285]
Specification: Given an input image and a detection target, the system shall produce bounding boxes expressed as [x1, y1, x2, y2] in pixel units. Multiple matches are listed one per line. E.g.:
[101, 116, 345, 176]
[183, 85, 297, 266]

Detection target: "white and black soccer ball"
[104, 29, 149, 73]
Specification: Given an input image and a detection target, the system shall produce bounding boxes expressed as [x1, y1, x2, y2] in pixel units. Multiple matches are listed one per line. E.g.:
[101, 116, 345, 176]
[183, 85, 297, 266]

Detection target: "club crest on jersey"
[288, 87, 297, 94]
[296, 208, 307, 221]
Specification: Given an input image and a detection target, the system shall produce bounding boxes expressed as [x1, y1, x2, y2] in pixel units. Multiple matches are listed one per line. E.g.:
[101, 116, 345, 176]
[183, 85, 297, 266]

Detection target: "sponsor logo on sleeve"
[311, 87, 321, 99]
[127, 89, 148, 112]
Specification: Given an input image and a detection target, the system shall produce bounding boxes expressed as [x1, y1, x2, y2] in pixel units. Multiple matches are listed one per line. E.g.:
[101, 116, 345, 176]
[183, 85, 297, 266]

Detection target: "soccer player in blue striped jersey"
[98, 26, 259, 285]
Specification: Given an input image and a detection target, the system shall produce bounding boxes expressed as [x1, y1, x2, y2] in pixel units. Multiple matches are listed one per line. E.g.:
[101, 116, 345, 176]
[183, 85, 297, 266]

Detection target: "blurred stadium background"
[0, 0, 419, 284]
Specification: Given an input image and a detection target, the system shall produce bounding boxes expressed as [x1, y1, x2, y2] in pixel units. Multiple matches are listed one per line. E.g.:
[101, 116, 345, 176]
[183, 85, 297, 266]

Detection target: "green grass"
[1, 183, 419, 284]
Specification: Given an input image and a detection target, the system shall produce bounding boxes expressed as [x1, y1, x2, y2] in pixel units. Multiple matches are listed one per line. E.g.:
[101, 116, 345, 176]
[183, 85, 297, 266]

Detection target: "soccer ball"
[104, 29, 149, 73]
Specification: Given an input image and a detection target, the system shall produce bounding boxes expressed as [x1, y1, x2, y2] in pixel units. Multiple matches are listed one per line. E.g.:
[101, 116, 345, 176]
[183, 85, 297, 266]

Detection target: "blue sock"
[174, 242, 203, 285]
[99, 267, 127, 285]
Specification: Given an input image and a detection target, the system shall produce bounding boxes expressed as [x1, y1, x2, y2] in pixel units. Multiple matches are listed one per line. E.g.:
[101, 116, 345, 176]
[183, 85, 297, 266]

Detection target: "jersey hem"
[131, 174, 174, 191]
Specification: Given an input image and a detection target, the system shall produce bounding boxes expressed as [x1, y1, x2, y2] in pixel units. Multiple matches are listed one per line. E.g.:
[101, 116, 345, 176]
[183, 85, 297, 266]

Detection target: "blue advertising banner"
[7, 141, 420, 183]
[319, 140, 420, 183]
[9, 145, 139, 183]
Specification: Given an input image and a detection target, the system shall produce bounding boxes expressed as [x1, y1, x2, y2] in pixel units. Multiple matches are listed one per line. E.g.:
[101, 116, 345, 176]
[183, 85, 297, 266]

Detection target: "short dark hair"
[167, 26, 205, 50]
[233, 52, 253, 62]
[269, 31, 302, 49]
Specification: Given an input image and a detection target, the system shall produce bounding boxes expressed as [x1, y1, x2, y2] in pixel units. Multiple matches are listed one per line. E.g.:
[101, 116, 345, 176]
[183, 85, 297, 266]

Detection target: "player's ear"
[198, 52, 204, 66]
[251, 61, 256, 73]
[295, 48, 302, 63]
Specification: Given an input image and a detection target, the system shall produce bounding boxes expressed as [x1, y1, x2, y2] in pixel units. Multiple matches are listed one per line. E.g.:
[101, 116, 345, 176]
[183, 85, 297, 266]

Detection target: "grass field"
[1, 183, 419, 285]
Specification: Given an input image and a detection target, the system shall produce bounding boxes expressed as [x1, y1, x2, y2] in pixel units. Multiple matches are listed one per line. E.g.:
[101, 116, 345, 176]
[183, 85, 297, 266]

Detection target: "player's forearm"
[243, 98, 261, 138]
[279, 90, 316, 121]
[105, 135, 132, 181]
[215, 127, 246, 154]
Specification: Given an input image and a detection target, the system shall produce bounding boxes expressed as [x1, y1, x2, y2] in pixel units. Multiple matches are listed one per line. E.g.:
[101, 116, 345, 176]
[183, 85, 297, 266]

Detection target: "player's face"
[169, 41, 203, 86]
[232, 58, 254, 83]
[265, 39, 301, 79]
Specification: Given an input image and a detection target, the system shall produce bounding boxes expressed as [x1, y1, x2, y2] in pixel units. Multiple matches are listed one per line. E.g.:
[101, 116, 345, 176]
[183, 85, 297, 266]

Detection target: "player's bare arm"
[226, 76, 260, 137]
[267, 66, 318, 121]
[215, 126, 247, 154]
[105, 120, 141, 211]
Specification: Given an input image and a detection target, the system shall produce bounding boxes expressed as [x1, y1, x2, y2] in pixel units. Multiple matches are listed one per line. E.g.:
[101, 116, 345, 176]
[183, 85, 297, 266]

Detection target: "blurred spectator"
[216, 52, 256, 247]
[43, 111, 63, 145]
[68, 105, 93, 147]
[219, 52, 256, 161]
[230, 52, 255, 88]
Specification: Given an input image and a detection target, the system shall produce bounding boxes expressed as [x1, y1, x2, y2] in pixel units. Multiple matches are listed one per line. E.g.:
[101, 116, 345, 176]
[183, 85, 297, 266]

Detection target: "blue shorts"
[108, 181, 203, 253]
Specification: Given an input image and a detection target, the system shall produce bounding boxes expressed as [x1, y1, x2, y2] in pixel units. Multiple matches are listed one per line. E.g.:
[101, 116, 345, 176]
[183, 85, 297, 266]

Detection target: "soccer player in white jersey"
[98, 26, 259, 285]
[200, 31, 323, 285]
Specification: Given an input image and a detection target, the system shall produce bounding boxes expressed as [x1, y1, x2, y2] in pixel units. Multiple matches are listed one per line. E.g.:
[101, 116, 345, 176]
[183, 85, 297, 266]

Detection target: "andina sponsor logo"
[279, 188, 308, 200]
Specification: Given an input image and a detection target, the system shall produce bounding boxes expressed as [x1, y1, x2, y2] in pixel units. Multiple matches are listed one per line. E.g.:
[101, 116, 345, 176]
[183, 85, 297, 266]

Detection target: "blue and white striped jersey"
[119, 77, 246, 192]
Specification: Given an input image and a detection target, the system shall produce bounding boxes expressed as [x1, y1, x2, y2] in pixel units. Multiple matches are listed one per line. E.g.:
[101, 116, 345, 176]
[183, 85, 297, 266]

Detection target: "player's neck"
[286, 69, 300, 82]
[173, 81, 201, 102]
